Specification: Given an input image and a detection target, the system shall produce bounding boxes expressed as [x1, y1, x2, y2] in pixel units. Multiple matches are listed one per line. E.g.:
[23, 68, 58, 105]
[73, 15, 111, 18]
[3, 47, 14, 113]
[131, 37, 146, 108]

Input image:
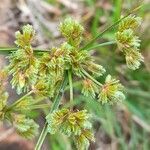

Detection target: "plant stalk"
[82, 69, 102, 86]
[0, 47, 50, 54]
[35, 75, 68, 150]
[68, 70, 73, 107]
[81, 4, 143, 50]
[7, 90, 33, 110]
[86, 41, 116, 51]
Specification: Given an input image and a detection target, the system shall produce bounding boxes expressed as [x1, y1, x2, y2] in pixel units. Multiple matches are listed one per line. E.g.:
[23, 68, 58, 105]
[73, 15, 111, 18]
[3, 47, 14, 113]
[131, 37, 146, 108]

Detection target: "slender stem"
[68, 70, 73, 104]
[86, 41, 116, 51]
[35, 123, 47, 150]
[7, 91, 33, 110]
[81, 4, 143, 50]
[0, 47, 50, 54]
[35, 76, 68, 150]
[30, 104, 49, 110]
[82, 69, 102, 87]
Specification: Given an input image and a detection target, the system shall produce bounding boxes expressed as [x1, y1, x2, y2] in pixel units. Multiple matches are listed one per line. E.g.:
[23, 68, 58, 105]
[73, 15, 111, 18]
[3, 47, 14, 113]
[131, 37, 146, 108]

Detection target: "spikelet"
[116, 29, 141, 49]
[118, 15, 142, 32]
[14, 114, 39, 139]
[8, 25, 39, 94]
[46, 109, 92, 136]
[98, 75, 125, 104]
[125, 48, 144, 70]
[46, 108, 69, 134]
[13, 96, 33, 112]
[15, 24, 35, 48]
[69, 49, 90, 76]
[81, 79, 98, 98]
[0, 70, 9, 120]
[74, 129, 95, 150]
[86, 61, 106, 77]
[59, 17, 84, 47]
[116, 15, 143, 70]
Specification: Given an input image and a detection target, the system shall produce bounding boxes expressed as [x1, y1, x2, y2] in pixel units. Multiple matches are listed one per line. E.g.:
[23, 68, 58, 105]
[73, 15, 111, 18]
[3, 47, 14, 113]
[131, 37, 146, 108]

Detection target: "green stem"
[7, 91, 33, 110]
[85, 41, 116, 51]
[81, 4, 143, 50]
[30, 104, 49, 110]
[35, 76, 68, 150]
[0, 47, 50, 54]
[82, 69, 102, 87]
[68, 70, 73, 104]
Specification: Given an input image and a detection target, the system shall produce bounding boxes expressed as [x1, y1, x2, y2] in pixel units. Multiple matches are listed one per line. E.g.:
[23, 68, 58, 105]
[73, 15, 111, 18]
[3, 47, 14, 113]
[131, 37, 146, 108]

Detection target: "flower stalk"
[35, 75, 68, 150]
[68, 70, 73, 105]
[82, 69, 102, 87]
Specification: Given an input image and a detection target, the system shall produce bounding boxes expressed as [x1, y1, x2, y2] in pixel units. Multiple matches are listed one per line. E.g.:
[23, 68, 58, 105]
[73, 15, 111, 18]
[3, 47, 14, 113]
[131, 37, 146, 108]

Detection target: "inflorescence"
[0, 15, 143, 149]
[116, 15, 144, 70]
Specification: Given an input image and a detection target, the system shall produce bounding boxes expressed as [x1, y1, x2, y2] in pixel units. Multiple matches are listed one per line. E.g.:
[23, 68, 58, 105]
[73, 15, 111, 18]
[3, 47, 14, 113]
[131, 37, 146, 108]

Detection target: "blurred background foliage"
[0, 0, 149, 150]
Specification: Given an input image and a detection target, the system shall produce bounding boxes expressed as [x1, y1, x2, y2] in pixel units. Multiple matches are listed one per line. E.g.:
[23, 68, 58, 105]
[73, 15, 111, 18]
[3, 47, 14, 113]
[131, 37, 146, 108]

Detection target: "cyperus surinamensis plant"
[0, 6, 144, 150]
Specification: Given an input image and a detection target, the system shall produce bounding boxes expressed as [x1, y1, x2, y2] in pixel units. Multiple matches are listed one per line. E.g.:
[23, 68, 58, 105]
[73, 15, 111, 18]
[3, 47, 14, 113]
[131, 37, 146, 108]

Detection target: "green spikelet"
[39, 46, 68, 82]
[74, 129, 95, 150]
[61, 110, 92, 136]
[15, 24, 35, 48]
[46, 108, 69, 134]
[8, 48, 39, 94]
[116, 29, 141, 49]
[8, 25, 39, 94]
[0, 70, 9, 120]
[14, 115, 39, 139]
[59, 17, 84, 47]
[33, 79, 52, 98]
[116, 15, 143, 70]
[118, 15, 142, 32]
[125, 48, 144, 70]
[46, 109, 92, 136]
[98, 75, 125, 104]
[81, 79, 98, 98]
[13, 96, 33, 112]
[86, 61, 106, 77]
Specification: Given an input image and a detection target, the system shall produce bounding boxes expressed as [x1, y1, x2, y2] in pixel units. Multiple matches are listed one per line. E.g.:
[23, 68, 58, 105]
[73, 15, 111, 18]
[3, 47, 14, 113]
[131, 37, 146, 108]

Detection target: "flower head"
[15, 24, 35, 48]
[125, 49, 144, 70]
[116, 15, 143, 70]
[86, 61, 106, 77]
[8, 25, 39, 94]
[59, 17, 84, 47]
[46, 109, 92, 136]
[0, 70, 9, 120]
[8, 47, 39, 94]
[116, 29, 140, 49]
[14, 115, 39, 139]
[118, 15, 142, 32]
[74, 129, 95, 150]
[82, 79, 98, 98]
[98, 75, 125, 104]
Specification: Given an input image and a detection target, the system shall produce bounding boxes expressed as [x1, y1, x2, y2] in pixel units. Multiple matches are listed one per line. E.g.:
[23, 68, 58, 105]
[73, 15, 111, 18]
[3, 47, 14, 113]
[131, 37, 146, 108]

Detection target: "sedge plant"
[0, 5, 144, 150]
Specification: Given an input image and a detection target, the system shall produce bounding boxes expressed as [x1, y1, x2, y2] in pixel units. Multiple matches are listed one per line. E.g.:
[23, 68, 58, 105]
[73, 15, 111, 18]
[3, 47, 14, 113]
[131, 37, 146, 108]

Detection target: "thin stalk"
[35, 76, 68, 150]
[68, 70, 73, 106]
[7, 90, 33, 110]
[30, 104, 50, 110]
[86, 41, 116, 51]
[82, 69, 102, 87]
[0, 47, 50, 54]
[81, 4, 143, 50]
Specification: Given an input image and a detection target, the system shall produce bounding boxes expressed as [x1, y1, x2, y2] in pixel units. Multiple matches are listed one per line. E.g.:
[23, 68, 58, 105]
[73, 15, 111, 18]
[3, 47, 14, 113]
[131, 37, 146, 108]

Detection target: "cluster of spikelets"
[0, 15, 143, 149]
[0, 69, 54, 140]
[0, 69, 40, 139]
[116, 15, 144, 70]
[46, 109, 95, 150]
